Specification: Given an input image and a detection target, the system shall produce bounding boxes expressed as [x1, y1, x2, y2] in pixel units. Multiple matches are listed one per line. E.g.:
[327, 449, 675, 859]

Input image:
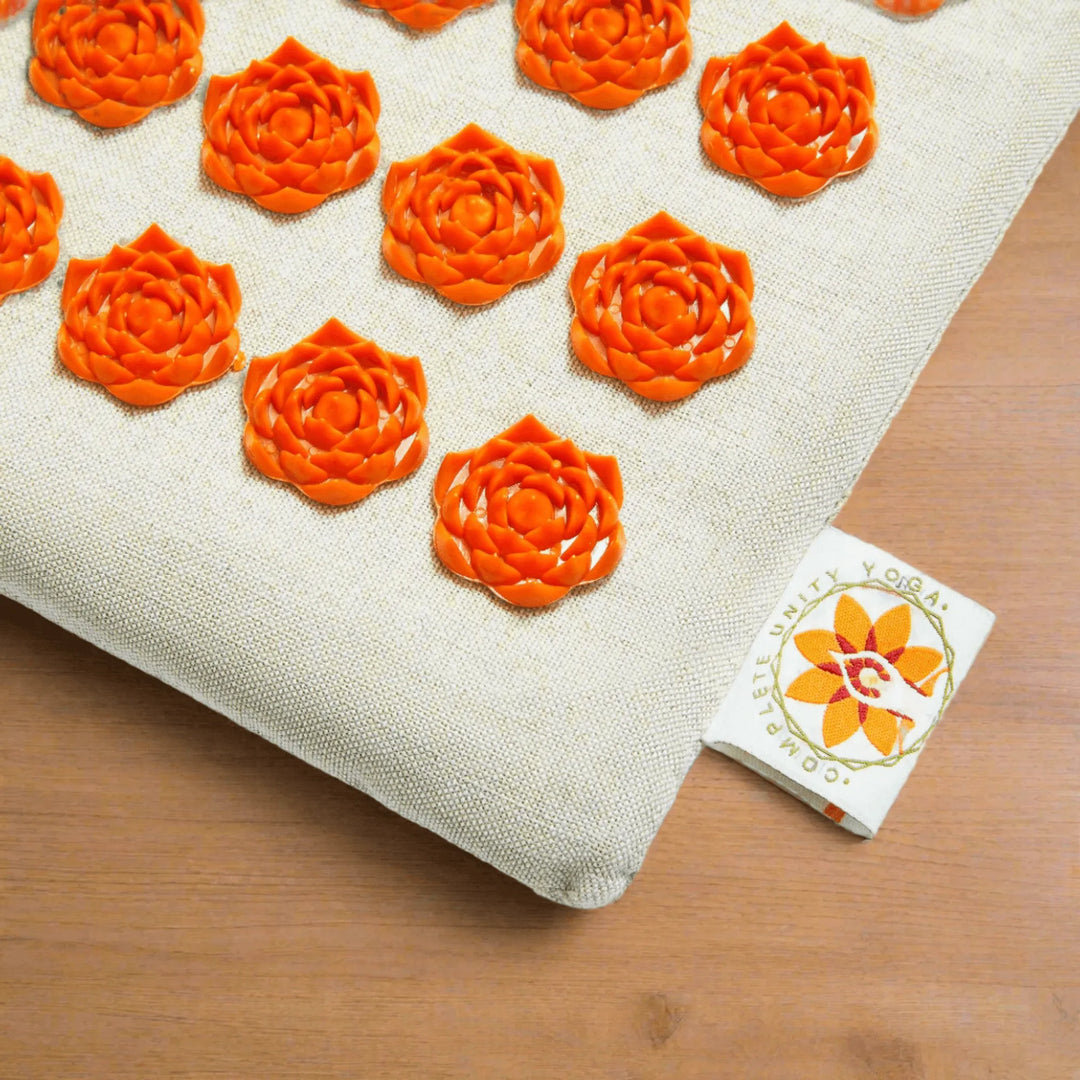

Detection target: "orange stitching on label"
[354, 0, 493, 31]
[570, 211, 755, 401]
[785, 594, 946, 758]
[822, 803, 845, 824]
[433, 416, 625, 607]
[382, 124, 565, 306]
[202, 38, 380, 216]
[29, 0, 205, 129]
[699, 21, 878, 199]
[514, 0, 692, 111]
[0, 157, 63, 306]
[57, 225, 242, 407]
[243, 319, 429, 506]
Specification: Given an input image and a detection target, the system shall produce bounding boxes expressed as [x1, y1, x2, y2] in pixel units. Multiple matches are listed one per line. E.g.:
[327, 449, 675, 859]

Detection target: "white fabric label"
[702, 527, 994, 837]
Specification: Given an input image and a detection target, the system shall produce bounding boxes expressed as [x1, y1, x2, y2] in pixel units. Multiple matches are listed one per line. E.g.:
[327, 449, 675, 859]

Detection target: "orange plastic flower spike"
[433, 416, 626, 608]
[0, 0, 29, 20]
[0, 157, 64, 306]
[570, 212, 755, 402]
[29, 0, 204, 129]
[57, 225, 242, 407]
[382, 124, 565, 306]
[243, 320, 429, 507]
[699, 21, 878, 199]
[202, 38, 380, 215]
[355, 0, 493, 31]
[876, 0, 945, 15]
[515, 0, 691, 110]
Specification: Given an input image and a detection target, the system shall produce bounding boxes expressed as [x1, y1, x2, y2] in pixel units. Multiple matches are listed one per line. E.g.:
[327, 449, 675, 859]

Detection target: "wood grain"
[2, 122, 1078, 1080]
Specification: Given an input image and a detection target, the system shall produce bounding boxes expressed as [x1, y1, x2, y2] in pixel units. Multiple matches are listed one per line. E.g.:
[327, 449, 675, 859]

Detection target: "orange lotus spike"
[0, 157, 64, 306]
[354, 0, 493, 31]
[433, 416, 626, 607]
[57, 225, 242, 407]
[382, 124, 565, 306]
[243, 319, 429, 506]
[0, 0, 29, 19]
[202, 38, 380, 215]
[570, 212, 755, 401]
[699, 21, 879, 199]
[29, 0, 204, 128]
[876, 0, 946, 14]
[515, 0, 691, 110]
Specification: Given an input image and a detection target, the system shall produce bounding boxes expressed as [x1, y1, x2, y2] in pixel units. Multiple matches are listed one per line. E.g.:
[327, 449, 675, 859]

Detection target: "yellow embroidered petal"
[834, 594, 871, 651]
[894, 645, 944, 683]
[822, 696, 861, 748]
[897, 716, 916, 754]
[872, 604, 911, 655]
[794, 629, 840, 667]
[862, 706, 899, 756]
[786, 667, 844, 705]
[918, 668, 948, 697]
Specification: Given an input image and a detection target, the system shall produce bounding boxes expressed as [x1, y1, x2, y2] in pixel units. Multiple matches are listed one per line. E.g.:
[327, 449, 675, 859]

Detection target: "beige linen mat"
[1, 0, 1077, 905]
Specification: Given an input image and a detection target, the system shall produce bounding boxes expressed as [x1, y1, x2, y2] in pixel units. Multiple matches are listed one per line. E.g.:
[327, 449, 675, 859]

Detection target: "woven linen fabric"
[1, 1, 1077, 908]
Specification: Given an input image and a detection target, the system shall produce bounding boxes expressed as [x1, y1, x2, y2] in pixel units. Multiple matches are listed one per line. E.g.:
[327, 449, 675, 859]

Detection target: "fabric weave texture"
[1, 0, 1077, 906]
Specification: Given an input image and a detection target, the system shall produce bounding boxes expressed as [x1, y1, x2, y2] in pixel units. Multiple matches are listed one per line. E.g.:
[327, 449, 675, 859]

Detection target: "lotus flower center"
[450, 194, 495, 235]
[271, 107, 315, 145]
[97, 21, 137, 59]
[126, 296, 173, 336]
[641, 285, 688, 329]
[583, 7, 627, 43]
[767, 91, 810, 128]
[508, 488, 554, 533]
[314, 391, 360, 431]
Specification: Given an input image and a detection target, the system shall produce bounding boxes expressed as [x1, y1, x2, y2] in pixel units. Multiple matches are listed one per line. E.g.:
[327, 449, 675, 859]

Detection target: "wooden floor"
[2, 123, 1077, 1080]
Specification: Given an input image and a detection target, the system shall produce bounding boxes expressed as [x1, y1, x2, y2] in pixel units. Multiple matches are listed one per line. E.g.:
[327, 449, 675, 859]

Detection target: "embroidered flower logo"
[355, 0, 493, 31]
[0, 157, 64, 306]
[699, 21, 878, 199]
[514, 0, 691, 111]
[243, 319, 429, 506]
[382, 124, 565, 306]
[433, 415, 625, 607]
[202, 38, 380, 215]
[30, 0, 205, 129]
[570, 211, 755, 401]
[785, 593, 948, 759]
[876, 0, 945, 15]
[58, 224, 242, 407]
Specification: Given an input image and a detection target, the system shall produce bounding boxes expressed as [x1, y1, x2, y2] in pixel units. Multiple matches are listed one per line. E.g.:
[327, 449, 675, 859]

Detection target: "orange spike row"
[433, 415, 626, 608]
[570, 212, 755, 401]
[699, 21, 878, 198]
[243, 319, 429, 506]
[29, 0, 205, 128]
[514, 0, 692, 110]
[202, 38, 380, 215]
[876, 0, 946, 15]
[0, 157, 64, 306]
[57, 225, 242, 407]
[382, 124, 565, 306]
[354, 0, 493, 31]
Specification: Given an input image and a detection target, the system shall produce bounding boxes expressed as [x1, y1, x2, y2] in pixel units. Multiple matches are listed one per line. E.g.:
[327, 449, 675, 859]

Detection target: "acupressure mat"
[1, 0, 1077, 906]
